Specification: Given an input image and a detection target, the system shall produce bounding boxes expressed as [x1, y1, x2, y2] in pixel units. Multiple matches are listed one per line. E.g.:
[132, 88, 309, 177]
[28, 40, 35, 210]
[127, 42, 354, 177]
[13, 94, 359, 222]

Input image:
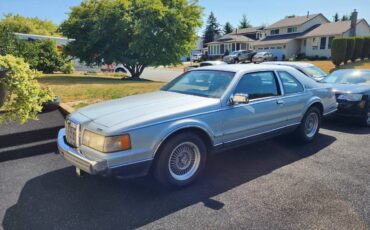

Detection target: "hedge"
[362, 36, 370, 59]
[331, 38, 347, 66]
[345, 38, 355, 63]
[353, 37, 365, 61]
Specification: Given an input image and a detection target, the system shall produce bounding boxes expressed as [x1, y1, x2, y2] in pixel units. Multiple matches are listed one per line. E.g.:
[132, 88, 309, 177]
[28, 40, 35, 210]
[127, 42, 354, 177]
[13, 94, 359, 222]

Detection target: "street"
[0, 111, 370, 230]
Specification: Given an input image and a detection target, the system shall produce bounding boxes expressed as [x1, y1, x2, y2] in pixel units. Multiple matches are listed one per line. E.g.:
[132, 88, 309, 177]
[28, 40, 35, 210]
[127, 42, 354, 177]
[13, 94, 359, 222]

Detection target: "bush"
[353, 37, 365, 61]
[331, 38, 347, 66]
[362, 36, 370, 59]
[60, 61, 75, 74]
[345, 38, 355, 63]
[0, 55, 53, 124]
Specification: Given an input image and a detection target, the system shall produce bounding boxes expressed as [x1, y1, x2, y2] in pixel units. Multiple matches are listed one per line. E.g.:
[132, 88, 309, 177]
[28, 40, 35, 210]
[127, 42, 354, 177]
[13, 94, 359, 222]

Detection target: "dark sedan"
[321, 69, 370, 126]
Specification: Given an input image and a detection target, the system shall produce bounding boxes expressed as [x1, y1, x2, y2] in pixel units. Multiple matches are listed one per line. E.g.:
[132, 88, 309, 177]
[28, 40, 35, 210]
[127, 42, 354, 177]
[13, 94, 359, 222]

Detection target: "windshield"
[162, 70, 235, 98]
[303, 66, 327, 79]
[255, 53, 265, 57]
[230, 51, 240, 55]
[321, 70, 370, 85]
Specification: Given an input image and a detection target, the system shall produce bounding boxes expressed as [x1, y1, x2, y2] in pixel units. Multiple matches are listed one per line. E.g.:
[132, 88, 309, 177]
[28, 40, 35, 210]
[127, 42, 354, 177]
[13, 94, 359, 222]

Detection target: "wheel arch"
[305, 101, 324, 116]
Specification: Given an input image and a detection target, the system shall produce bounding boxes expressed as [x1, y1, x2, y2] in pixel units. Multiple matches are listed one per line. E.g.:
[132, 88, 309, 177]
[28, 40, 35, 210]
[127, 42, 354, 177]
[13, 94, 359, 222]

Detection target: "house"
[253, 13, 330, 60]
[206, 26, 264, 57]
[206, 10, 370, 60]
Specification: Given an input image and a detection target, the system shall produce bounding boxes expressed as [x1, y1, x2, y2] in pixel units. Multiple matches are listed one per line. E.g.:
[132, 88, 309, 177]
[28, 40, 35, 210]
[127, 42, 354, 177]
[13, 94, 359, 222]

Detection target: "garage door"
[268, 48, 285, 61]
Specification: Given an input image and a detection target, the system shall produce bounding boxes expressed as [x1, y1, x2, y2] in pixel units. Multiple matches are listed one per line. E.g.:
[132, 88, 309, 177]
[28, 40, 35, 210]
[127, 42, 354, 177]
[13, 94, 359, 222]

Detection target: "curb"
[58, 103, 75, 117]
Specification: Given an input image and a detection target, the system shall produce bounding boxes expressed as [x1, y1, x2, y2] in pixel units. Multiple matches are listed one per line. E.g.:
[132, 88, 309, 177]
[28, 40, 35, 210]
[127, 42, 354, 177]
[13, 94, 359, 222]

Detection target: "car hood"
[73, 91, 220, 130]
[328, 83, 370, 94]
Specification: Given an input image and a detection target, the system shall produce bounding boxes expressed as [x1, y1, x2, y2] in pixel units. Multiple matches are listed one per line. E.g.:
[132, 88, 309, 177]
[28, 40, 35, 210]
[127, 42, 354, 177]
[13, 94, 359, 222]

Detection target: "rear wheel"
[296, 106, 321, 143]
[153, 132, 207, 188]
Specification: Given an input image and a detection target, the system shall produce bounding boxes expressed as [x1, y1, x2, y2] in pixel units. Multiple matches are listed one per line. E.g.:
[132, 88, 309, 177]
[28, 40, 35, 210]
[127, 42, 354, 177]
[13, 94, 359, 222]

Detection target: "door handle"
[276, 99, 285, 105]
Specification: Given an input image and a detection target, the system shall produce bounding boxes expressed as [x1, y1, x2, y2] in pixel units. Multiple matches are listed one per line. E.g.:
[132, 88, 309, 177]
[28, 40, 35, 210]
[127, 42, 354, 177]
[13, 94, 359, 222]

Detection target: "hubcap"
[305, 112, 319, 138]
[168, 142, 201, 181]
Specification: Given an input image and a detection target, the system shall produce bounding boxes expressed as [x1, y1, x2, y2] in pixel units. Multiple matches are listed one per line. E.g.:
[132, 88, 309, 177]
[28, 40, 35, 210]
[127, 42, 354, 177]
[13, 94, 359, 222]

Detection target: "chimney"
[350, 9, 358, 36]
[307, 11, 310, 18]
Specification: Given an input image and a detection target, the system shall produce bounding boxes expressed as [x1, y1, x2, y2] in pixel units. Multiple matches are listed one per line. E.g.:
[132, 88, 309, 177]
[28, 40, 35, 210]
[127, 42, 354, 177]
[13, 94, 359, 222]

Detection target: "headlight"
[82, 130, 131, 153]
[337, 93, 363, 101]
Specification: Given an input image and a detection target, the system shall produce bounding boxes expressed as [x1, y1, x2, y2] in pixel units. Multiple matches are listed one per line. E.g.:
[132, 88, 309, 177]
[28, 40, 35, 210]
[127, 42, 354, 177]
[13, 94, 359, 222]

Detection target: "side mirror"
[230, 93, 249, 105]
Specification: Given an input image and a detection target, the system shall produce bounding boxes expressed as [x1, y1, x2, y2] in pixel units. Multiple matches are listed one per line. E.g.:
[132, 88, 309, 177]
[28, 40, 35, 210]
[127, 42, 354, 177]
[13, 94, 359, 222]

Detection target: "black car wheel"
[153, 132, 207, 188]
[295, 106, 321, 143]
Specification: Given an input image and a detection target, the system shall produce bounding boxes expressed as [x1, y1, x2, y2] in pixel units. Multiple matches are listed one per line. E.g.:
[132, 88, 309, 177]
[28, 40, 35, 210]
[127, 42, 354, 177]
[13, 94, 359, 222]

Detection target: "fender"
[152, 118, 219, 158]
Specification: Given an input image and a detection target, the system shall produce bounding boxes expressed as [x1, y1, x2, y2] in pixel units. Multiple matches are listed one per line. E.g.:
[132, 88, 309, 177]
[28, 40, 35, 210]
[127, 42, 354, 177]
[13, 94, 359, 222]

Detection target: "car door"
[276, 70, 308, 126]
[222, 71, 286, 144]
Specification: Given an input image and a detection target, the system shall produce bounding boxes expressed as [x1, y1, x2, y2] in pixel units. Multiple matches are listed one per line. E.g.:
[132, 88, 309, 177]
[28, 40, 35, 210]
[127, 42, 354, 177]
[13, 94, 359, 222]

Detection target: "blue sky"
[1, 0, 369, 31]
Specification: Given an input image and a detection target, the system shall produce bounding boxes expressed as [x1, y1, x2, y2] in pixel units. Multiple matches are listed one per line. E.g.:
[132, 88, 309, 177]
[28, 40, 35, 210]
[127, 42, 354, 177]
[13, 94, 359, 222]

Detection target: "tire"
[295, 106, 321, 143]
[153, 132, 207, 188]
[361, 106, 370, 127]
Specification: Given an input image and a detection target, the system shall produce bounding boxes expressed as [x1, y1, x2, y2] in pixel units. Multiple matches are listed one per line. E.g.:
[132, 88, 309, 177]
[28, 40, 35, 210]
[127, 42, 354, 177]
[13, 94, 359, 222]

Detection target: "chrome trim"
[223, 122, 301, 144]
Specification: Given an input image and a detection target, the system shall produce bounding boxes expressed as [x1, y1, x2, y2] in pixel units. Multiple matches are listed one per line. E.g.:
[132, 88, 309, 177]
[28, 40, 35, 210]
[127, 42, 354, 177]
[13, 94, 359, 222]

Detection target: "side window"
[278, 71, 304, 95]
[234, 72, 280, 100]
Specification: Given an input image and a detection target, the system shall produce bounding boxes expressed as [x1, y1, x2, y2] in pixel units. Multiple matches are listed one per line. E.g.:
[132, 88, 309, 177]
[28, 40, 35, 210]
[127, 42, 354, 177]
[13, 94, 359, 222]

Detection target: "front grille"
[65, 119, 80, 147]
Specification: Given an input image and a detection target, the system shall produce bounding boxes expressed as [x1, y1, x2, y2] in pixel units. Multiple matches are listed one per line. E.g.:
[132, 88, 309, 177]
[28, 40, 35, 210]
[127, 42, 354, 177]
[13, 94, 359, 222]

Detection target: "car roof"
[193, 63, 296, 73]
[263, 61, 314, 68]
[331, 69, 370, 74]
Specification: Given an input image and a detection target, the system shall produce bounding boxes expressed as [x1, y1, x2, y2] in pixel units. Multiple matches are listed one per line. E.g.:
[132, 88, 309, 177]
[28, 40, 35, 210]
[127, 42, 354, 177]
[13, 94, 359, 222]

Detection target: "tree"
[60, 0, 202, 79]
[341, 15, 350, 21]
[223, 22, 234, 34]
[0, 14, 59, 36]
[333, 13, 339, 22]
[239, 14, 251, 29]
[204, 12, 221, 45]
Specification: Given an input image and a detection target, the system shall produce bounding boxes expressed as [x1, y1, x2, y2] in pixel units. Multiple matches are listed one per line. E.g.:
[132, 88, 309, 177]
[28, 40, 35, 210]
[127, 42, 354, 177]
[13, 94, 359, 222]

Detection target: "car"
[57, 64, 337, 188]
[320, 69, 370, 127]
[191, 53, 202, 62]
[263, 61, 327, 81]
[184, 60, 227, 72]
[252, 52, 276, 63]
[223, 50, 256, 64]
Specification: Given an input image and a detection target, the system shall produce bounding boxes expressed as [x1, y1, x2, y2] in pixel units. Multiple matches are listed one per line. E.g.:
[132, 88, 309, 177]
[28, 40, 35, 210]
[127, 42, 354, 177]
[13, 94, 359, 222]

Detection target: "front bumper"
[57, 129, 108, 175]
[335, 100, 368, 118]
[57, 129, 152, 178]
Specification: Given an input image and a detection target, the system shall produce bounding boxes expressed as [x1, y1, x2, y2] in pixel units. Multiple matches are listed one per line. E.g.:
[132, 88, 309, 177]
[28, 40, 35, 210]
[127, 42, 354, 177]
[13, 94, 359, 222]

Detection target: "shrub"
[331, 38, 347, 66]
[0, 55, 53, 124]
[353, 37, 365, 61]
[362, 36, 370, 59]
[345, 38, 355, 63]
[60, 61, 75, 74]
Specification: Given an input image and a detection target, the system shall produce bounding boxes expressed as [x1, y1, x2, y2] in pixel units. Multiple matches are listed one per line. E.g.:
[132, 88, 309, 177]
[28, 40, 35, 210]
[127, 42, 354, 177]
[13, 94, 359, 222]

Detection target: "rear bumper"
[57, 129, 152, 178]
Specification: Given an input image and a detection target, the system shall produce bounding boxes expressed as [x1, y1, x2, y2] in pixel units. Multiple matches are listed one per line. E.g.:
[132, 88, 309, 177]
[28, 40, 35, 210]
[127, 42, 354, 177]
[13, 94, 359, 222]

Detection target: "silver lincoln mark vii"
[58, 64, 338, 187]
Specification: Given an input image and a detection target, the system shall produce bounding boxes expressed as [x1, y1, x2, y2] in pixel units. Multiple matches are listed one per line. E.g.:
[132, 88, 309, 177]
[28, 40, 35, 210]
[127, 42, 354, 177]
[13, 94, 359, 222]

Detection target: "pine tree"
[203, 12, 221, 44]
[333, 13, 339, 22]
[341, 15, 350, 21]
[223, 22, 234, 34]
[239, 14, 251, 29]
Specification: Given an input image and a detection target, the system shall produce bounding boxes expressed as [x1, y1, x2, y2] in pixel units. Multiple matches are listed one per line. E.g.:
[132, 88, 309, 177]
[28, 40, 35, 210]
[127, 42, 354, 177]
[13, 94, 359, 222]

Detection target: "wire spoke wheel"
[168, 142, 201, 181]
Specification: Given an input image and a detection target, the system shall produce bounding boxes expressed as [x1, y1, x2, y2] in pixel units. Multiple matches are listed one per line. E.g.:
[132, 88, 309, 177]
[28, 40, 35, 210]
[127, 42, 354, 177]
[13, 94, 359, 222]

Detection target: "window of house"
[234, 72, 280, 100]
[303, 39, 307, 47]
[278, 71, 304, 95]
[264, 47, 269, 50]
[277, 46, 282, 49]
[287, 27, 297, 33]
[328, 36, 334, 49]
[271, 29, 280, 35]
[270, 47, 276, 49]
[320, 37, 327, 50]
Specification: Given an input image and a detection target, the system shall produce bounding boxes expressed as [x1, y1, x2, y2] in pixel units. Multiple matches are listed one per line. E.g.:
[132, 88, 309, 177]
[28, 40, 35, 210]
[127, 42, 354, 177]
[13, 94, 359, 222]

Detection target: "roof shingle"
[266, 14, 323, 29]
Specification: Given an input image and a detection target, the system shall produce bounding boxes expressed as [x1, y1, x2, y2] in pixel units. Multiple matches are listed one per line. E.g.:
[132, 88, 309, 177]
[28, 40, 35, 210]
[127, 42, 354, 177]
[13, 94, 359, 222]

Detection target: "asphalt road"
[0, 114, 370, 230]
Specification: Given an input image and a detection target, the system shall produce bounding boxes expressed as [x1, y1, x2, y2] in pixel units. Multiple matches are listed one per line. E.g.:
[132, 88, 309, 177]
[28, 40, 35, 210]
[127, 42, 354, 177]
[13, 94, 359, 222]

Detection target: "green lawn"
[38, 74, 165, 109]
[301, 59, 370, 73]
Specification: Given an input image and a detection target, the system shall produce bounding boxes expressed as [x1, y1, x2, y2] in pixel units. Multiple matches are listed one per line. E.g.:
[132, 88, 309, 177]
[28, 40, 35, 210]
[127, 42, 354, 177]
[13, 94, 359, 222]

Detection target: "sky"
[0, 0, 369, 32]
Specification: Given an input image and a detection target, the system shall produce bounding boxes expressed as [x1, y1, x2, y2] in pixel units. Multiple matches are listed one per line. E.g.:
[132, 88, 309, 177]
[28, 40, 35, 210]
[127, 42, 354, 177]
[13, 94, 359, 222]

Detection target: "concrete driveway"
[141, 67, 182, 82]
[1, 111, 370, 230]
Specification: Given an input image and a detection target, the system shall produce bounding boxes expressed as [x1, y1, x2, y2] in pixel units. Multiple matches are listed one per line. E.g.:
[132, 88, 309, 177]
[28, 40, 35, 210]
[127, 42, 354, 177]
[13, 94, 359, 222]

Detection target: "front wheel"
[296, 107, 321, 143]
[153, 132, 207, 188]
[361, 107, 370, 127]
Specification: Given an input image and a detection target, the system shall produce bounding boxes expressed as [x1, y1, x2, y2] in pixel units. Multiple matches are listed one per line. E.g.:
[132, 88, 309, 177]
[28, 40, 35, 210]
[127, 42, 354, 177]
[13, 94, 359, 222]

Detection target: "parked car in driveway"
[252, 52, 276, 63]
[321, 69, 370, 126]
[58, 64, 337, 188]
[184, 60, 227, 72]
[223, 50, 256, 64]
[264, 61, 327, 81]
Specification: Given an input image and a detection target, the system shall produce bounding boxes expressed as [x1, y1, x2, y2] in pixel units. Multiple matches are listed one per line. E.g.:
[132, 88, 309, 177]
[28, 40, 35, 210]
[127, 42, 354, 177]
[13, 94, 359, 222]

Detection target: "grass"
[38, 73, 165, 108]
[301, 59, 370, 73]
